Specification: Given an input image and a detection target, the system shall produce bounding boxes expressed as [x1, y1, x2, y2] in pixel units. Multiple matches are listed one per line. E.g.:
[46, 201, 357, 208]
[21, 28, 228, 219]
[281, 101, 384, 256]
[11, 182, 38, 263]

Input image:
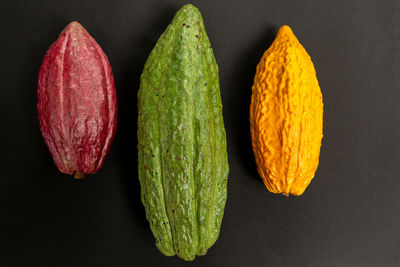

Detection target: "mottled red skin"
[37, 21, 117, 176]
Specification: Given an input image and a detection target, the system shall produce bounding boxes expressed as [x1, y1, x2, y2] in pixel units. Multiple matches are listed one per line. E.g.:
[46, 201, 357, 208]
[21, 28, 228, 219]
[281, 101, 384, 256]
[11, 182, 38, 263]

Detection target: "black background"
[0, 0, 399, 266]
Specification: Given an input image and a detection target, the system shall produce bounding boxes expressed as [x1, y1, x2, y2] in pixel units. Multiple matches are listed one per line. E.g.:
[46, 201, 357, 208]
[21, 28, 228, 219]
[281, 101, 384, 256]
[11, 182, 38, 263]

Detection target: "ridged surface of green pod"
[137, 4, 229, 261]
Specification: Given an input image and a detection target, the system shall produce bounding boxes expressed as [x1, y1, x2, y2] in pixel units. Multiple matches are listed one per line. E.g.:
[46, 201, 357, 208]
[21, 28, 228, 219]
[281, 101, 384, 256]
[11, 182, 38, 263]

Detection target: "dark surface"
[0, 0, 399, 266]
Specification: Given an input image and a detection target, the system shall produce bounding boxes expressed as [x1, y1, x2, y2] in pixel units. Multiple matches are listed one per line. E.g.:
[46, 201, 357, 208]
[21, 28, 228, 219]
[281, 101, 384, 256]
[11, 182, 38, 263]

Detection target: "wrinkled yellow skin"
[250, 25, 323, 196]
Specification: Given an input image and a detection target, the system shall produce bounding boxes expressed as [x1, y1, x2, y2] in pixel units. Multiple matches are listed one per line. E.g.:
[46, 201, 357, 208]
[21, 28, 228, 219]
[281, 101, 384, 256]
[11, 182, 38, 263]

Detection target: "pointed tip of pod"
[273, 25, 302, 47]
[176, 3, 202, 19]
[62, 21, 87, 35]
[64, 21, 84, 30]
[180, 3, 199, 11]
[276, 25, 295, 39]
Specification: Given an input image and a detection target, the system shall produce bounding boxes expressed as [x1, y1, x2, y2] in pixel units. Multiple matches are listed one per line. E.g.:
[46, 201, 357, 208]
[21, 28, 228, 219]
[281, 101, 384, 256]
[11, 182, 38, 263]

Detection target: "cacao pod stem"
[74, 171, 85, 179]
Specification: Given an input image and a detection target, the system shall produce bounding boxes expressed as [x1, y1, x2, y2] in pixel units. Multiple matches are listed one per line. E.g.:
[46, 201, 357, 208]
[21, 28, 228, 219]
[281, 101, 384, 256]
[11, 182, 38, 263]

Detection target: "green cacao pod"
[137, 4, 229, 261]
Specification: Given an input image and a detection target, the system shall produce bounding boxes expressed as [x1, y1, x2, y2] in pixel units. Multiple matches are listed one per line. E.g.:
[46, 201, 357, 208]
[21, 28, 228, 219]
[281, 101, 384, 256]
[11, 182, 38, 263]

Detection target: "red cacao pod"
[37, 21, 117, 178]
